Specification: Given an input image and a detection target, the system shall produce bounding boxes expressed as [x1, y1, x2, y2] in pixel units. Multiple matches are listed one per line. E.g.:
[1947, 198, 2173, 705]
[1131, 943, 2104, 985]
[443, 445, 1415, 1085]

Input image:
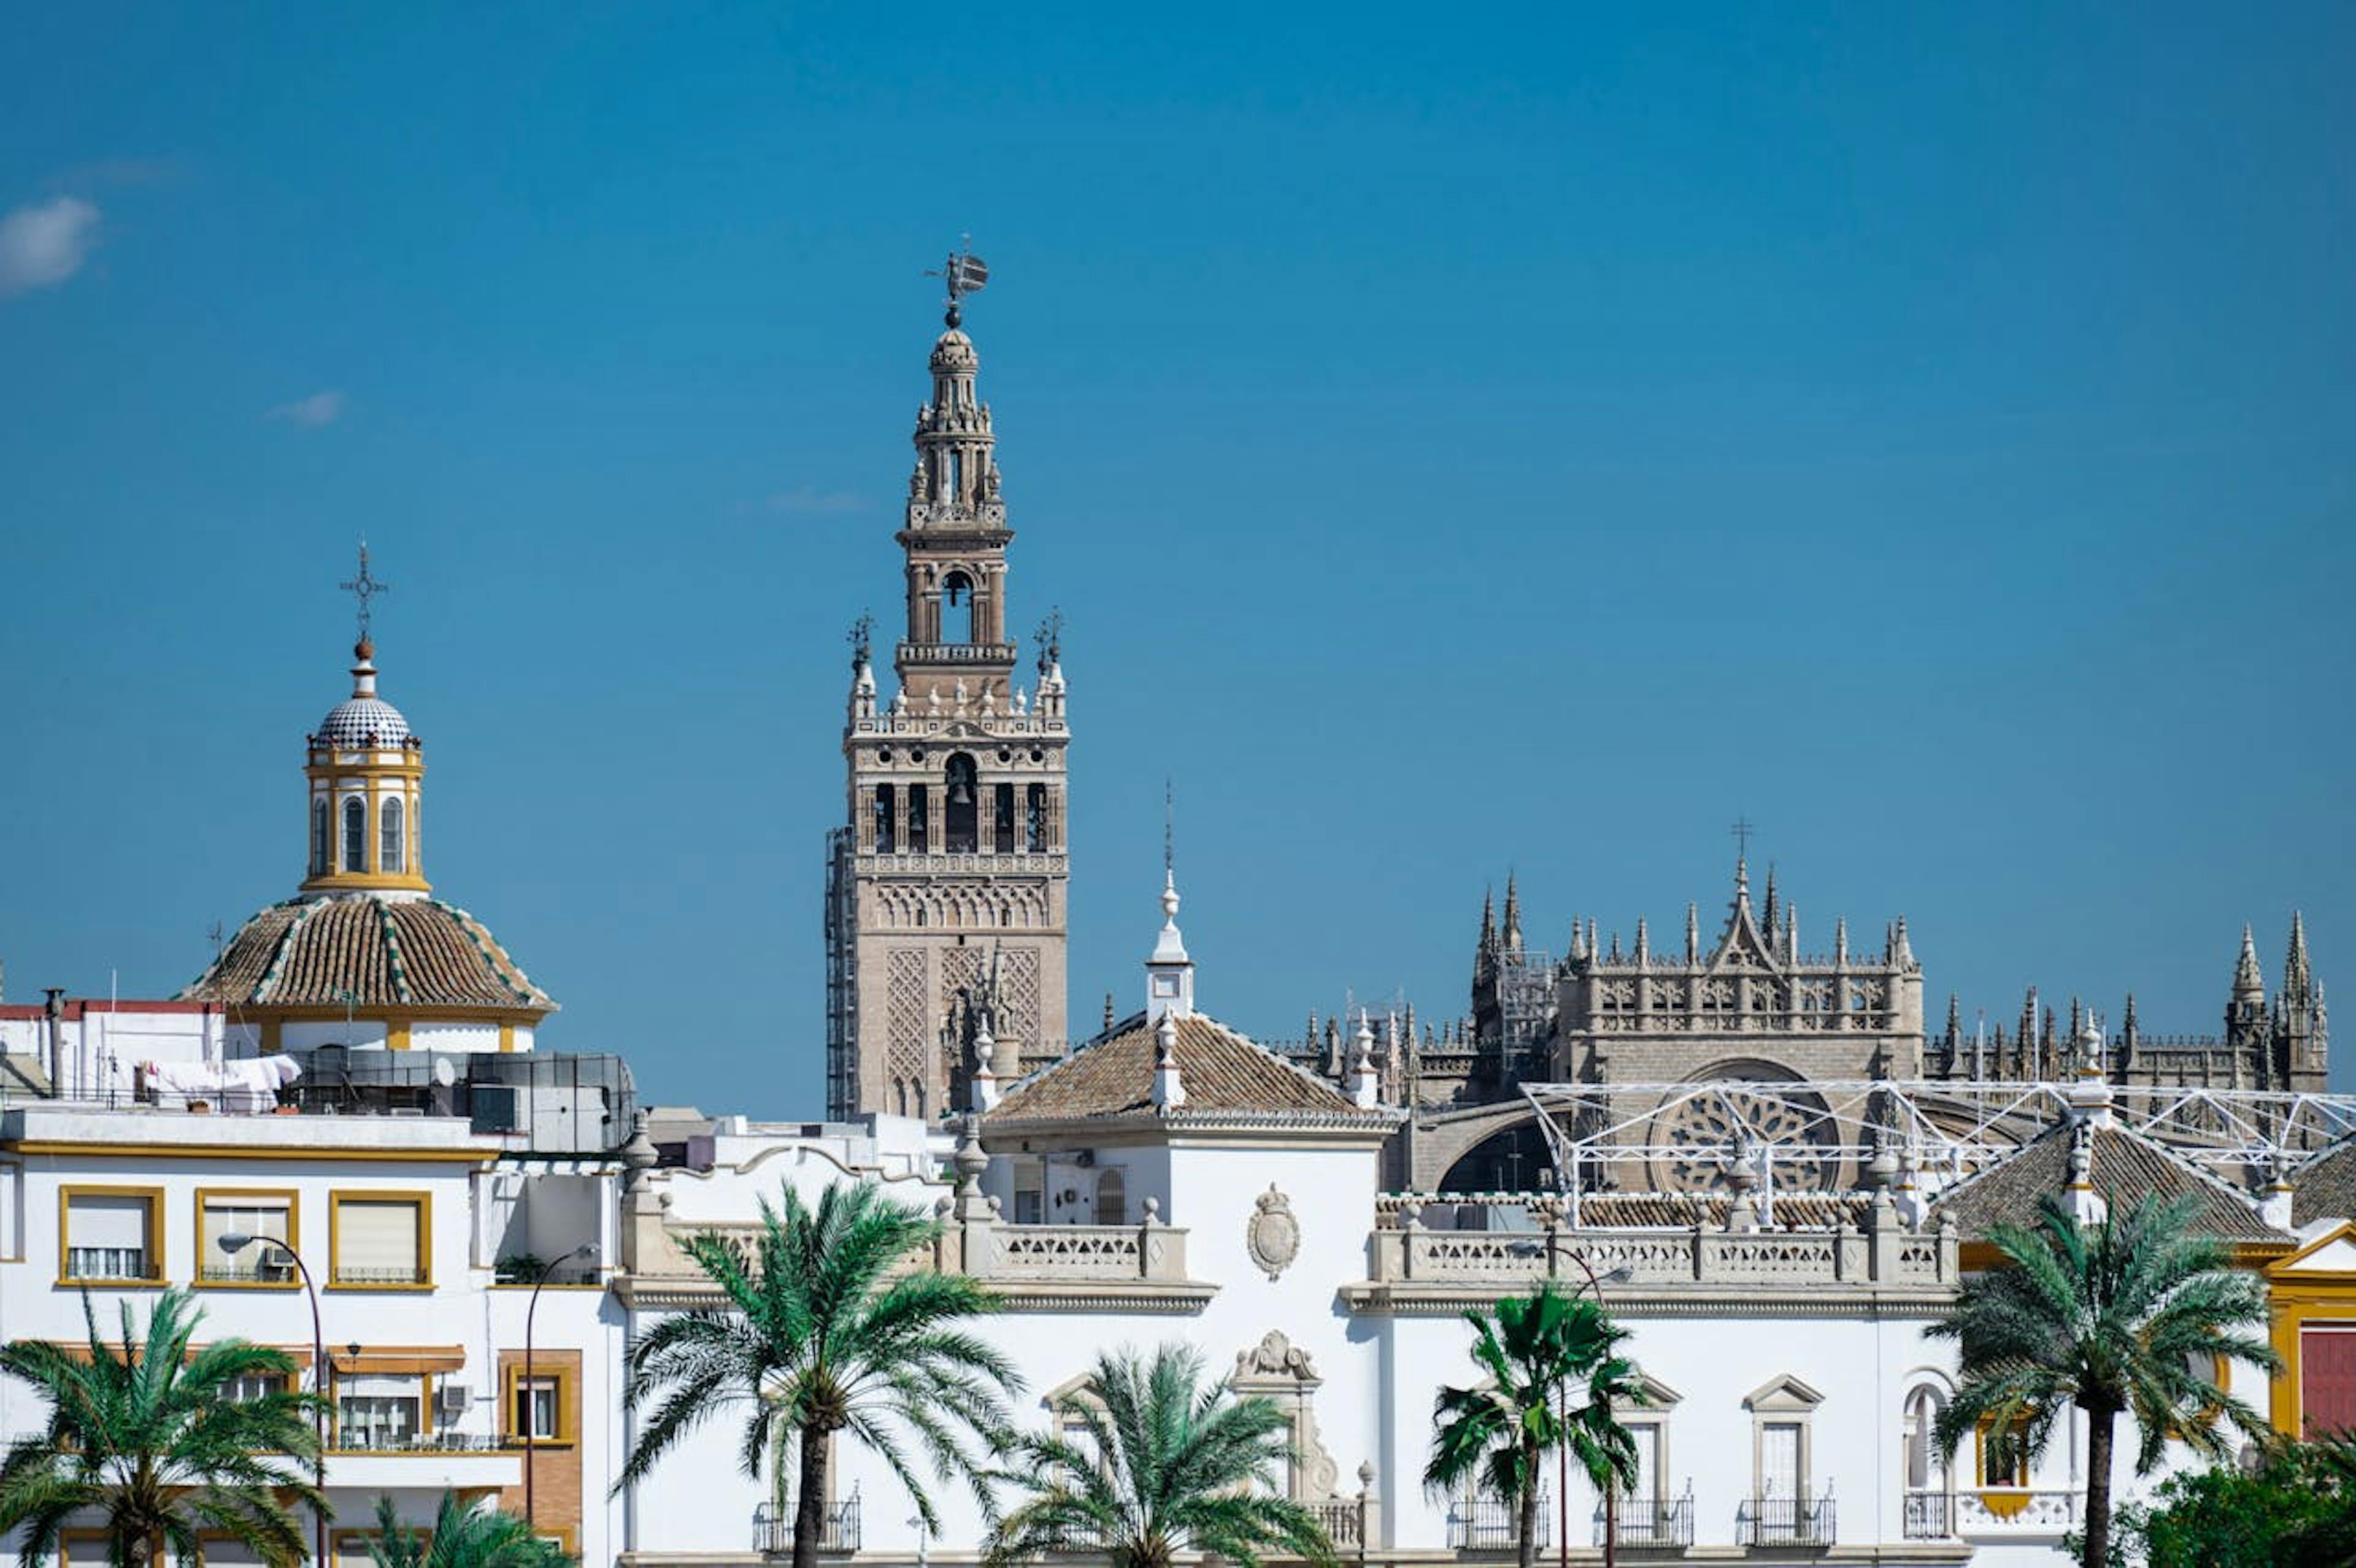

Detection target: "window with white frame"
[198, 1192, 295, 1282]
[513, 1376, 560, 1441]
[61, 1189, 163, 1283]
[380, 796, 405, 875]
[1742, 1373, 1823, 1504]
[331, 1194, 427, 1285]
[342, 796, 367, 873]
[336, 1374, 425, 1449]
[1012, 1159, 1045, 1224]
[223, 1372, 291, 1404]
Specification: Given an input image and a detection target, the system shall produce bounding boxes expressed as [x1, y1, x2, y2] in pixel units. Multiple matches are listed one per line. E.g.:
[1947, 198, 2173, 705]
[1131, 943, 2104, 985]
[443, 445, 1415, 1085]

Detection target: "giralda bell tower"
[825, 252, 1071, 1121]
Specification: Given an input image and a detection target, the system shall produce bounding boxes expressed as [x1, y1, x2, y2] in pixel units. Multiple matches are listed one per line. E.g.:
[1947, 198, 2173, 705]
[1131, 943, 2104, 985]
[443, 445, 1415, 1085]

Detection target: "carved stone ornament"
[1245, 1184, 1300, 1281]
[1238, 1329, 1319, 1382]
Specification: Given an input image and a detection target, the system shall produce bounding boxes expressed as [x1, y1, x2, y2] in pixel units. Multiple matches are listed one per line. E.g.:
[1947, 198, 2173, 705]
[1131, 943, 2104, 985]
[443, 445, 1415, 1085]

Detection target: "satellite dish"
[431, 1058, 456, 1088]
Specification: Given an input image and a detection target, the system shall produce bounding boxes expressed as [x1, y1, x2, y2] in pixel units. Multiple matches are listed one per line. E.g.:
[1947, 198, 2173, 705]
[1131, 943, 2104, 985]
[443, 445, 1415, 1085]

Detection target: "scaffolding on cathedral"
[1515, 1074, 2356, 1221]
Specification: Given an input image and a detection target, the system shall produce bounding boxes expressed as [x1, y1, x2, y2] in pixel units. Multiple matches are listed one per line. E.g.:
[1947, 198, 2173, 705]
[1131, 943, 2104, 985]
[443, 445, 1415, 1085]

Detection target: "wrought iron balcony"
[1736, 1494, 1834, 1547]
[1445, 1495, 1549, 1552]
[1903, 1490, 1953, 1539]
[752, 1500, 861, 1556]
[1596, 1491, 1694, 1548]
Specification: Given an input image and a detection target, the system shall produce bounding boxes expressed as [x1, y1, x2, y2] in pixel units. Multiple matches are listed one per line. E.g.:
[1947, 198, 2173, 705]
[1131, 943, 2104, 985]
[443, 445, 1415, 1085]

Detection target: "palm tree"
[983, 1343, 1333, 1568]
[0, 1288, 324, 1568]
[1930, 1191, 2281, 1568]
[618, 1182, 1020, 1568]
[363, 1492, 572, 1568]
[1565, 1350, 1649, 1568]
[1426, 1283, 1635, 1568]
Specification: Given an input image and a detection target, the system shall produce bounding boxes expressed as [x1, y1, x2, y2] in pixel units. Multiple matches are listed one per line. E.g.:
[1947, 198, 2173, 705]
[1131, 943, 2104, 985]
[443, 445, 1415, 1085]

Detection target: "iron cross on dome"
[339, 541, 391, 644]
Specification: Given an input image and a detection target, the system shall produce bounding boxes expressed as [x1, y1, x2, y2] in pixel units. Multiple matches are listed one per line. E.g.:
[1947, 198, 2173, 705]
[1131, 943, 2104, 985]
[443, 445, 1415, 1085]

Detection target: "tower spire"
[2287, 912, 2315, 1004]
[2233, 924, 2266, 1002]
[1501, 874, 1523, 954]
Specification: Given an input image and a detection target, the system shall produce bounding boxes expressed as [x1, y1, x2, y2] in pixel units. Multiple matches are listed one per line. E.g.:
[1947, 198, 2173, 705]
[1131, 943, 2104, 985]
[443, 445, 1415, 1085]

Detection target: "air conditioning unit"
[437, 1385, 472, 1419]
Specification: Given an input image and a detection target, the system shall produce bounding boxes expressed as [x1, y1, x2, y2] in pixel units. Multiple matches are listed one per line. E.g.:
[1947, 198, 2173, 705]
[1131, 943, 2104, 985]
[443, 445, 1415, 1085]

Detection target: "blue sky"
[1, 4, 2350, 1109]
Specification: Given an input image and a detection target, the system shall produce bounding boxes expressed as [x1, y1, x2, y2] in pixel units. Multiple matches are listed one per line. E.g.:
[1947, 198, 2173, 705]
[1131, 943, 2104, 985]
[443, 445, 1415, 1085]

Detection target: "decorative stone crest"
[1237, 1329, 1318, 1382]
[1245, 1184, 1299, 1281]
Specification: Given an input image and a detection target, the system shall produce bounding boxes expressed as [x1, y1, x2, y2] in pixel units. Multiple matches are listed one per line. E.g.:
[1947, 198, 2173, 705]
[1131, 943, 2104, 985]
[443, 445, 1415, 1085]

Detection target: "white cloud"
[264, 390, 345, 428]
[765, 486, 864, 516]
[0, 197, 99, 297]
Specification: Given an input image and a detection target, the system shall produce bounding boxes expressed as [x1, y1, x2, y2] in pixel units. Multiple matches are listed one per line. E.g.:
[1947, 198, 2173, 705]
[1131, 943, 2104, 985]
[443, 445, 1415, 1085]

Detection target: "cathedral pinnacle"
[1501, 874, 1523, 955]
[2287, 912, 2315, 1004]
[2233, 924, 2266, 1002]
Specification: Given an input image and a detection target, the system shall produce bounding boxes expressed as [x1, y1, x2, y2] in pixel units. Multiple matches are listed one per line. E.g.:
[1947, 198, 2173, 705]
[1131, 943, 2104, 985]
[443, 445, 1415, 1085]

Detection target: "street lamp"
[1511, 1236, 1633, 1568]
[523, 1243, 594, 1535]
[218, 1233, 327, 1568]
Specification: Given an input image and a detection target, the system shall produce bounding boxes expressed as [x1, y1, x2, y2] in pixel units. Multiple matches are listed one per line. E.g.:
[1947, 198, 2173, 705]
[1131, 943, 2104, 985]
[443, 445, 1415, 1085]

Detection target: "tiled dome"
[317, 696, 411, 748]
[180, 895, 555, 1015]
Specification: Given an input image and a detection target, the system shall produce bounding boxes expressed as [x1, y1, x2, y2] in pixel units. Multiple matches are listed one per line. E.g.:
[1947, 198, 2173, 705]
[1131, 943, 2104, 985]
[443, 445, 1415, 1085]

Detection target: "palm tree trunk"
[1603, 1483, 1617, 1568]
[1517, 1439, 1542, 1568]
[2082, 1404, 2115, 1568]
[793, 1423, 830, 1568]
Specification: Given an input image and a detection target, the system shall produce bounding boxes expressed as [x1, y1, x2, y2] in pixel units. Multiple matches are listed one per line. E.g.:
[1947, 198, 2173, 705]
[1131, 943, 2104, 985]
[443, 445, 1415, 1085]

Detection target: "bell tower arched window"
[944, 754, 979, 853]
[380, 796, 405, 875]
[1026, 783, 1050, 851]
[310, 799, 329, 877]
[993, 784, 1016, 853]
[872, 785, 896, 853]
[907, 785, 930, 854]
[941, 571, 975, 644]
[342, 796, 367, 874]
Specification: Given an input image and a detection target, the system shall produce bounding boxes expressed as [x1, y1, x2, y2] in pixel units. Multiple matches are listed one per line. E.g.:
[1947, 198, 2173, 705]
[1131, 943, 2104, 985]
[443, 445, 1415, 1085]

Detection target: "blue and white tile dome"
[317, 695, 410, 747]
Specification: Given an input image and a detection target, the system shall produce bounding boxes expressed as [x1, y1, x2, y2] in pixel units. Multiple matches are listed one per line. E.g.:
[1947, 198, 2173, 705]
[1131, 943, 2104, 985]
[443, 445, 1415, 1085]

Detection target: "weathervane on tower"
[338, 540, 391, 647]
[925, 236, 989, 328]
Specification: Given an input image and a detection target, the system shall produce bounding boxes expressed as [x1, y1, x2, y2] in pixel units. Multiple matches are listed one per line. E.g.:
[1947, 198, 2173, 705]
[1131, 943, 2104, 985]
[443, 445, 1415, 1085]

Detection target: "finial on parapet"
[1783, 903, 1798, 964]
[1151, 1013, 1185, 1112]
[1834, 918, 1849, 966]
[1761, 865, 1779, 936]
[2233, 924, 2266, 1002]
[1892, 916, 1914, 969]
[1345, 1011, 1381, 1108]
[1685, 902, 1700, 963]
[1944, 993, 1962, 1047]
[1634, 917, 1650, 967]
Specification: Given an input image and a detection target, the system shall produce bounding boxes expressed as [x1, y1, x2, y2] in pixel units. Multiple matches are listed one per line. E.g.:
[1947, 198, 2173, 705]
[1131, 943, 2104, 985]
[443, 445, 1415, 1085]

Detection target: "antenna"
[1163, 777, 1174, 880]
[339, 540, 391, 645]
[925, 236, 990, 328]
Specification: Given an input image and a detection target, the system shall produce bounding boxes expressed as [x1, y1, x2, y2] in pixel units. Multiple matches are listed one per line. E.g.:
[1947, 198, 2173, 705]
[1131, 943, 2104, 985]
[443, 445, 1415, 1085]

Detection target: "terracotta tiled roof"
[1931, 1121, 2283, 1242]
[179, 896, 555, 1015]
[1563, 1191, 1874, 1230]
[985, 1012, 1387, 1126]
[2292, 1140, 2356, 1228]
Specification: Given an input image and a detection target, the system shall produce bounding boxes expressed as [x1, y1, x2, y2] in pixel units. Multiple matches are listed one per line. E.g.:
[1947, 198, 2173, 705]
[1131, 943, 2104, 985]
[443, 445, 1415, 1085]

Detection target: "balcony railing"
[1954, 1489, 2083, 1531]
[1446, 1495, 1549, 1552]
[1596, 1492, 1693, 1548]
[1737, 1495, 1835, 1547]
[752, 1501, 861, 1556]
[1903, 1490, 1952, 1539]
[1308, 1500, 1361, 1548]
[328, 1432, 520, 1455]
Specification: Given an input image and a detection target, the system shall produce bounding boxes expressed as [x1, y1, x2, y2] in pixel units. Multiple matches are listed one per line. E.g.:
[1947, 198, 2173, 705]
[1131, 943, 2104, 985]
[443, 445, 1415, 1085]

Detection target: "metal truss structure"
[1520, 1078, 2356, 1209]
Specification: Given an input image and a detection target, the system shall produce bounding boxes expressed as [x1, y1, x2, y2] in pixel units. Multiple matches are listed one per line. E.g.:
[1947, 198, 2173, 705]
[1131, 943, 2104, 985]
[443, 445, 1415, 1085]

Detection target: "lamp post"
[1512, 1236, 1633, 1568]
[218, 1233, 327, 1568]
[523, 1243, 593, 1534]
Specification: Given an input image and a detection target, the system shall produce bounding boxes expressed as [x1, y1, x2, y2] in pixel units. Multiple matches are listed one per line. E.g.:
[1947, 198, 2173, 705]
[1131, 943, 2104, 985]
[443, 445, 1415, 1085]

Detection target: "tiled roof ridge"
[254, 898, 325, 1005]
[433, 898, 555, 1009]
[1211, 1013, 1379, 1113]
[377, 897, 414, 1005]
[2103, 1121, 2273, 1213]
[1924, 1120, 2069, 1213]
